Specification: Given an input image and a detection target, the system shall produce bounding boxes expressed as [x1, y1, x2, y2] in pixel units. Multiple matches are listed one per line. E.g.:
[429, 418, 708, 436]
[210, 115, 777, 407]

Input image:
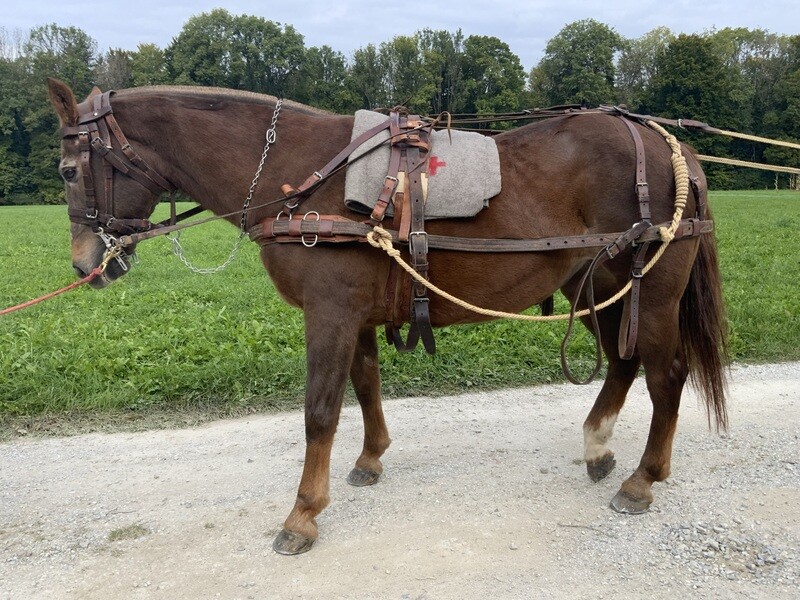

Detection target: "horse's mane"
[116, 85, 333, 117]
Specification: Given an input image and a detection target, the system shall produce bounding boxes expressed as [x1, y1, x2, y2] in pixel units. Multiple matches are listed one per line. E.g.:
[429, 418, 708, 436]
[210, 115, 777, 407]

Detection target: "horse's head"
[47, 78, 173, 287]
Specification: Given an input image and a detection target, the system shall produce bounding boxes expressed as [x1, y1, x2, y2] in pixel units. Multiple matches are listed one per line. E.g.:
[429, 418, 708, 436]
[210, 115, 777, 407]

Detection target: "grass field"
[1, 191, 798, 430]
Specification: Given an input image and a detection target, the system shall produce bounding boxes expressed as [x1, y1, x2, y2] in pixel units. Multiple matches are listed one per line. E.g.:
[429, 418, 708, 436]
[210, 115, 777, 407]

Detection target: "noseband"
[59, 91, 175, 236]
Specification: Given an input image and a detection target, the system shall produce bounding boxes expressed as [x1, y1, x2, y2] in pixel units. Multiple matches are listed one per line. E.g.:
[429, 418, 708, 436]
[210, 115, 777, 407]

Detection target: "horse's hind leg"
[579, 302, 641, 482]
[347, 326, 391, 487]
[610, 303, 687, 514]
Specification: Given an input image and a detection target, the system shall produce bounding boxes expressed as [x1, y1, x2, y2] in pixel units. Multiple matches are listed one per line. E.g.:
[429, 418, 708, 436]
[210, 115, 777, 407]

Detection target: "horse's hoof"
[347, 467, 381, 487]
[609, 490, 651, 515]
[586, 453, 616, 482]
[273, 529, 315, 555]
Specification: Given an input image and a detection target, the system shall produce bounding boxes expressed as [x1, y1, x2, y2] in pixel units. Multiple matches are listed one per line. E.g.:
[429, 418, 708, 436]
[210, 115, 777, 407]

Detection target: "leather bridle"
[58, 91, 176, 237]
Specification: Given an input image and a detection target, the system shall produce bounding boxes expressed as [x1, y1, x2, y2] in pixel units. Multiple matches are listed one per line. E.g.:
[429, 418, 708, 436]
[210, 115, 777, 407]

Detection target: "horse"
[47, 78, 728, 555]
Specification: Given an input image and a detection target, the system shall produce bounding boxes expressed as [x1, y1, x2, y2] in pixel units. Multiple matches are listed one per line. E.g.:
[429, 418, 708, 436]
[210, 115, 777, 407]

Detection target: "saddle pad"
[344, 110, 501, 219]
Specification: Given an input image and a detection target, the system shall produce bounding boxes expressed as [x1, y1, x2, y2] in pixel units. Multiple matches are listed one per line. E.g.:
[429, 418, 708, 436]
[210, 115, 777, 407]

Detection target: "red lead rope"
[0, 267, 103, 316]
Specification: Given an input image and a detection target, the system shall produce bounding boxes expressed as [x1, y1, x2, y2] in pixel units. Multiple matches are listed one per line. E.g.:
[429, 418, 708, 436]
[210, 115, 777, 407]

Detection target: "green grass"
[1, 191, 798, 432]
[711, 191, 800, 359]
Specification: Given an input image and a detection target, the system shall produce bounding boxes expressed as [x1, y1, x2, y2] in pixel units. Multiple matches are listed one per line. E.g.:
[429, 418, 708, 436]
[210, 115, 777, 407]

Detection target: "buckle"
[629, 220, 652, 247]
[409, 231, 428, 255]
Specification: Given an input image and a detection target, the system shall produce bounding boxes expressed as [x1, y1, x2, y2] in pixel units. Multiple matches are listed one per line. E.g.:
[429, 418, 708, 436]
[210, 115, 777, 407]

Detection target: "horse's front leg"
[273, 310, 361, 555]
[347, 326, 391, 487]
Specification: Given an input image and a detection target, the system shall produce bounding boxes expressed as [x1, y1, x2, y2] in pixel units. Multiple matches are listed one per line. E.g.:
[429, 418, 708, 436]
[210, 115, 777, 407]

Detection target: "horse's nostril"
[73, 265, 88, 278]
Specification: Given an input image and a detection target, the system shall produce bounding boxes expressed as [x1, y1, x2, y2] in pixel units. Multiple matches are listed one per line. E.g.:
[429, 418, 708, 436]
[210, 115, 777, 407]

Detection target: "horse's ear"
[47, 78, 79, 126]
[88, 86, 103, 98]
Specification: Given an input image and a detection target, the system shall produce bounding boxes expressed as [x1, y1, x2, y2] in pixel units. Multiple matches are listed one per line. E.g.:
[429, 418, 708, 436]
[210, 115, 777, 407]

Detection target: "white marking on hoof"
[584, 414, 618, 463]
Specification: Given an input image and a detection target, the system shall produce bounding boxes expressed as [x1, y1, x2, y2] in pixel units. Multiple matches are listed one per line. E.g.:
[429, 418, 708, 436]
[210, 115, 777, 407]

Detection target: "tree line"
[1, 10, 799, 204]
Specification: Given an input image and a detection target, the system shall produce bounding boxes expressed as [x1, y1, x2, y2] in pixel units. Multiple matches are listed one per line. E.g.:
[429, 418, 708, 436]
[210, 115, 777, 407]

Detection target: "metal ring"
[303, 211, 320, 221]
[301, 234, 318, 248]
[275, 211, 288, 221]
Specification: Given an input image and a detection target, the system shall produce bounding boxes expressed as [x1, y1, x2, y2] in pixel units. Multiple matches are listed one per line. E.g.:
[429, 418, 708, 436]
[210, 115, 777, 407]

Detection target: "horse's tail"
[680, 224, 729, 431]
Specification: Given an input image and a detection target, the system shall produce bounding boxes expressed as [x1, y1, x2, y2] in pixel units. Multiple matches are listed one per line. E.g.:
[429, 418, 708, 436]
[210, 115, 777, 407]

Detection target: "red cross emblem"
[428, 156, 447, 176]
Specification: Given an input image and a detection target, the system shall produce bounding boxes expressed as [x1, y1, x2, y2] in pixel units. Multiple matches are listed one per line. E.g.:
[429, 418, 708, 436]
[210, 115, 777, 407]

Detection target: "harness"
[64, 93, 713, 376]
[254, 108, 713, 371]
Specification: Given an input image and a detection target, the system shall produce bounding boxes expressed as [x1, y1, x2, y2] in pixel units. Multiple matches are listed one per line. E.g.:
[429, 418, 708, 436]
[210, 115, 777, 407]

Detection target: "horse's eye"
[62, 167, 78, 182]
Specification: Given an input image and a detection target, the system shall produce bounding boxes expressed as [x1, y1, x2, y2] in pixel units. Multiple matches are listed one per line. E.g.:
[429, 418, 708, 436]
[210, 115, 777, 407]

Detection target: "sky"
[3, 0, 799, 70]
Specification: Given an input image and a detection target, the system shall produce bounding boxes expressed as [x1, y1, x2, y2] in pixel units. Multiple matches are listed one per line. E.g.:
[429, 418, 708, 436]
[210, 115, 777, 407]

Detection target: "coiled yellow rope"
[367, 119, 690, 322]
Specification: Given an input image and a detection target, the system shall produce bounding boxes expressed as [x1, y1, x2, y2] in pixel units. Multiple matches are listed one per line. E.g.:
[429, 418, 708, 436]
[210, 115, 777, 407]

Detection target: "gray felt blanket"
[344, 110, 501, 219]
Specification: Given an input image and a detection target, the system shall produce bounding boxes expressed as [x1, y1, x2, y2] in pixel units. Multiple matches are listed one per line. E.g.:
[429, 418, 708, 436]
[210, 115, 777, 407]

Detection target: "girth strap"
[383, 113, 436, 354]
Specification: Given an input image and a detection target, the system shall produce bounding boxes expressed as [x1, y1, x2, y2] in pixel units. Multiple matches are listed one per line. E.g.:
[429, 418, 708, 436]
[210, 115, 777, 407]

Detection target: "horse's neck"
[120, 92, 353, 222]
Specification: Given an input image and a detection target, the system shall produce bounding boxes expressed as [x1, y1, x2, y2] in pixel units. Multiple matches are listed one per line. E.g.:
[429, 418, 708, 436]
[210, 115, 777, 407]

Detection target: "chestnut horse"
[47, 79, 727, 555]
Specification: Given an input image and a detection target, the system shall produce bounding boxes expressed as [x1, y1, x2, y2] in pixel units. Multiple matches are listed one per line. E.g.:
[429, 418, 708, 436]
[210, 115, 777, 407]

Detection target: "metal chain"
[169, 99, 283, 275]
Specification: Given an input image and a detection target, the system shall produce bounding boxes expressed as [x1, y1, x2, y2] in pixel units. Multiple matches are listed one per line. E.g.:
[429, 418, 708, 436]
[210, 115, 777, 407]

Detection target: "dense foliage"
[1, 12, 799, 203]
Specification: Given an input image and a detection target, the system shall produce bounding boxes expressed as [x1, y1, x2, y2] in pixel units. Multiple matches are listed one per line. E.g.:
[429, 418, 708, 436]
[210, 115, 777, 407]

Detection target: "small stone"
[539, 467, 550, 474]
[509, 542, 519, 550]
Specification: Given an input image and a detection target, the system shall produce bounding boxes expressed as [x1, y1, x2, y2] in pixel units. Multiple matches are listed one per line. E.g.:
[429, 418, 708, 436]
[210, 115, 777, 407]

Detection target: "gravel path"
[1, 362, 798, 599]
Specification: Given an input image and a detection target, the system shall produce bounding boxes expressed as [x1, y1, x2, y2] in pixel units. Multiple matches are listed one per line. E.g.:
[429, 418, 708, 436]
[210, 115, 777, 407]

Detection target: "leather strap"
[404, 141, 436, 354]
[252, 215, 713, 249]
[618, 116, 651, 222]
[60, 90, 175, 235]
[279, 115, 431, 216]
[381, 113, 436, 354]
[609, 115, 653, 361]
[371, 112, 403, 222]
[618, 242, 650, 360]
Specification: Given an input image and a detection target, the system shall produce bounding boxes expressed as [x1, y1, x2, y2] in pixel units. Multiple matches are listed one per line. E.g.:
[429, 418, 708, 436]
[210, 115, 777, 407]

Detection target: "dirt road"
[1, 362, 798, 599]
